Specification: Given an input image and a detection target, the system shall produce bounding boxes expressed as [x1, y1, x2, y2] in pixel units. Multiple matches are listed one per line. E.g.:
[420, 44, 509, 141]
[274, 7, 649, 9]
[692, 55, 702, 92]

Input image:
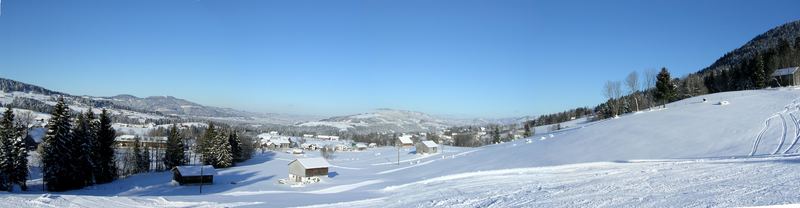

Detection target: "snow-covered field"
[4, 88, 800, 207]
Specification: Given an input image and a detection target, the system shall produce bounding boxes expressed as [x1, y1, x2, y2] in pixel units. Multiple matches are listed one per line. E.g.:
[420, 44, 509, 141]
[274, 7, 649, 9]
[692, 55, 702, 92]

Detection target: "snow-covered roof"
[399, 136, 413, 144]
[291, 158, 330, 169]
[116, 135, 136, 140]
[174, 165, 217, 176]
[421, 140, 438, 148]
[355, 143, 368, 148]
[772, 67, 799, 76]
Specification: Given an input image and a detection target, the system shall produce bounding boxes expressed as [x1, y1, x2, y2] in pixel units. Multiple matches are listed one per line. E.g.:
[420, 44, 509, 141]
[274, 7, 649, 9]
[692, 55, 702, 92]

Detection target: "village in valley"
[4, 1, 800, 207]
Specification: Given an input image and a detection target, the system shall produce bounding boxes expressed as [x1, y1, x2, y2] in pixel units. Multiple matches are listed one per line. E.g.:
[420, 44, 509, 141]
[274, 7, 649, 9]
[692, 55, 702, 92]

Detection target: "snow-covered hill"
[298, 108, 450, 132]
[0, 77, 320, 125]
[297, 108, 511, 133]
[4, 88, 800, 207]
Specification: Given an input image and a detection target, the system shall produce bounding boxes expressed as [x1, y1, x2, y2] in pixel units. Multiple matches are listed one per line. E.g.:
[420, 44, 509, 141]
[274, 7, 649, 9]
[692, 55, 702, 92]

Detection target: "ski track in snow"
[772, 113, 788, 155]
[751, 114, 778, 156]
[377, 160, 436, 175]
[221, 180, 383, 196]
[754, 95, 800, 156]
[783, 113, 800, 154]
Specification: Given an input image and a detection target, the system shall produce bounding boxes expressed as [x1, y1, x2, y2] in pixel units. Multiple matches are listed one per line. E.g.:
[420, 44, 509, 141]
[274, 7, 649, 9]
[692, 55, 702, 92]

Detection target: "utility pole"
[397, 142, 400, 166]
[199, 165, 204, 194]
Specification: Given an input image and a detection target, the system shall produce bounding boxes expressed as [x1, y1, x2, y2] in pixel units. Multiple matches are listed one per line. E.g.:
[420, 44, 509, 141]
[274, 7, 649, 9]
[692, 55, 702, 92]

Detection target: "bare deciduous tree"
[642, 68, 658, 109]
[603, 81, 622, 116]
[625, 71, 640, 112]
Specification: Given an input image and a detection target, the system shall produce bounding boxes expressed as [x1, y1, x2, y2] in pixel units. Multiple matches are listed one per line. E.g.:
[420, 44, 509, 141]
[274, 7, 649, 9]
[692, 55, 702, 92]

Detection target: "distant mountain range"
[0, 77, 517, 132]
[0, 77, 322, 125]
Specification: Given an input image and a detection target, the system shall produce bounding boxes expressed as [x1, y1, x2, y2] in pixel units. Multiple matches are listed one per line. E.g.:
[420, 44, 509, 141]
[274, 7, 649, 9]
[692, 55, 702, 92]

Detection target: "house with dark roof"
[772, 67, 800, 86]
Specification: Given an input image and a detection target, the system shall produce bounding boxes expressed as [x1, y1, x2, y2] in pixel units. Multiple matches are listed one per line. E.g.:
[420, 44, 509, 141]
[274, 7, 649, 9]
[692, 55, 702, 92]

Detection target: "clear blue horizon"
[1, 0, 799, 118]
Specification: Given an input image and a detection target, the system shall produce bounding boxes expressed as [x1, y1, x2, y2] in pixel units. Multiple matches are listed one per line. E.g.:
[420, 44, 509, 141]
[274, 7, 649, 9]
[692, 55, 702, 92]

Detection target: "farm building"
[772, 67, 800, 86]
[317, 135, 340, 141]
[288, 158, 330, 183]
[172, 165, 216, 185]
[301, 143, 318, 150]
[355, 143, 368, 151]
[115, 135, 167, 148]
[416, 140, 439, 154]
[398, 135, 414, 148]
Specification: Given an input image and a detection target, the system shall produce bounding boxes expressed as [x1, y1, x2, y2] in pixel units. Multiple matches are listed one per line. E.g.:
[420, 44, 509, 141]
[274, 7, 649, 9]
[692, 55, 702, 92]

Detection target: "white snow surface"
[5, 88, 800, 207]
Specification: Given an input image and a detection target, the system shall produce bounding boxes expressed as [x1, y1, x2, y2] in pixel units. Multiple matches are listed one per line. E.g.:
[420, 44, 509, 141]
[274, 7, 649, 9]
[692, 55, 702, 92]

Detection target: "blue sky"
[1, 0, 799, 118]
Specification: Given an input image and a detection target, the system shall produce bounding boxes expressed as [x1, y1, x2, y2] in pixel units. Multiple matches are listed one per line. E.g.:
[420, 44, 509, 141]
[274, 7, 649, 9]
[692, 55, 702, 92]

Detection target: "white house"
[288, 158, 330, 183]
[416, 140, 439, 154]
[355, 143, 368, 151]
[398, 135, 414, 148]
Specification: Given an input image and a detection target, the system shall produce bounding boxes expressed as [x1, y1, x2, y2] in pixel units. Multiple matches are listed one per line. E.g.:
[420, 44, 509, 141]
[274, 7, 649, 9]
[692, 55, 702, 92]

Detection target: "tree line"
[39, 97, 118, 191]
[34, 97, 257, 192]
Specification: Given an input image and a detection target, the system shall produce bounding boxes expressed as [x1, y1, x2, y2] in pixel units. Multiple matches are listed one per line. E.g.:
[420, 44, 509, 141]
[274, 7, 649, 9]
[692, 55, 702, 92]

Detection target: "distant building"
[335, 144, 350, 151]
[355, 143, 368, 151]
[115, 135, 167, 148]
[259, 134, 292, 150]
[368, 143, 377, 148]
[416, 140, 439, 154]
[301, 143, 318, 150]
[172, 165, 216, 185]
[317, 135, 340, 141]
[772, 67, 800, 86]
[288, 158, 330, 183]
[398, 135, 414, 148]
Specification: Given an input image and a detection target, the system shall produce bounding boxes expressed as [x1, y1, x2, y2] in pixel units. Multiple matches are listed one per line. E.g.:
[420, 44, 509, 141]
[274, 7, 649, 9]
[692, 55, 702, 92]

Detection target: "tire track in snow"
[751, 114, 778, 156]
[772, 113, 789, 155]
[783, 113, 800, 154]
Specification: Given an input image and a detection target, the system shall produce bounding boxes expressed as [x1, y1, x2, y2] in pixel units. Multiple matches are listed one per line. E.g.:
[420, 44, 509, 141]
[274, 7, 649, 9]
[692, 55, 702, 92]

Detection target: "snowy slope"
[4, 88, 800, 207]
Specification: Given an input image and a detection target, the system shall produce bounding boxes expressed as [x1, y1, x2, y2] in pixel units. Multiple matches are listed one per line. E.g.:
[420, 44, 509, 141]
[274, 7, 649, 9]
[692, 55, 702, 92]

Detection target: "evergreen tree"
[523, 122, 532, 138]
[754, 54, 767, 88]
[163, 124, 185, 169]
[0, 108, 17, 190]
[94, 109, 117, 184]
[492, 126, 501, 144]
[212, 133, 233, 168]
[228, 131, 243, 162]
[199, 123, 217, 166]
[41, 97, 75, 191]
[9, 109, 28, 191]
[71, 113, 94, 186]
[654, 67, 675, 107]
[131, 137, 145, 174]
[141, 146, 151, 173]
[84, 110, 98, 185]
